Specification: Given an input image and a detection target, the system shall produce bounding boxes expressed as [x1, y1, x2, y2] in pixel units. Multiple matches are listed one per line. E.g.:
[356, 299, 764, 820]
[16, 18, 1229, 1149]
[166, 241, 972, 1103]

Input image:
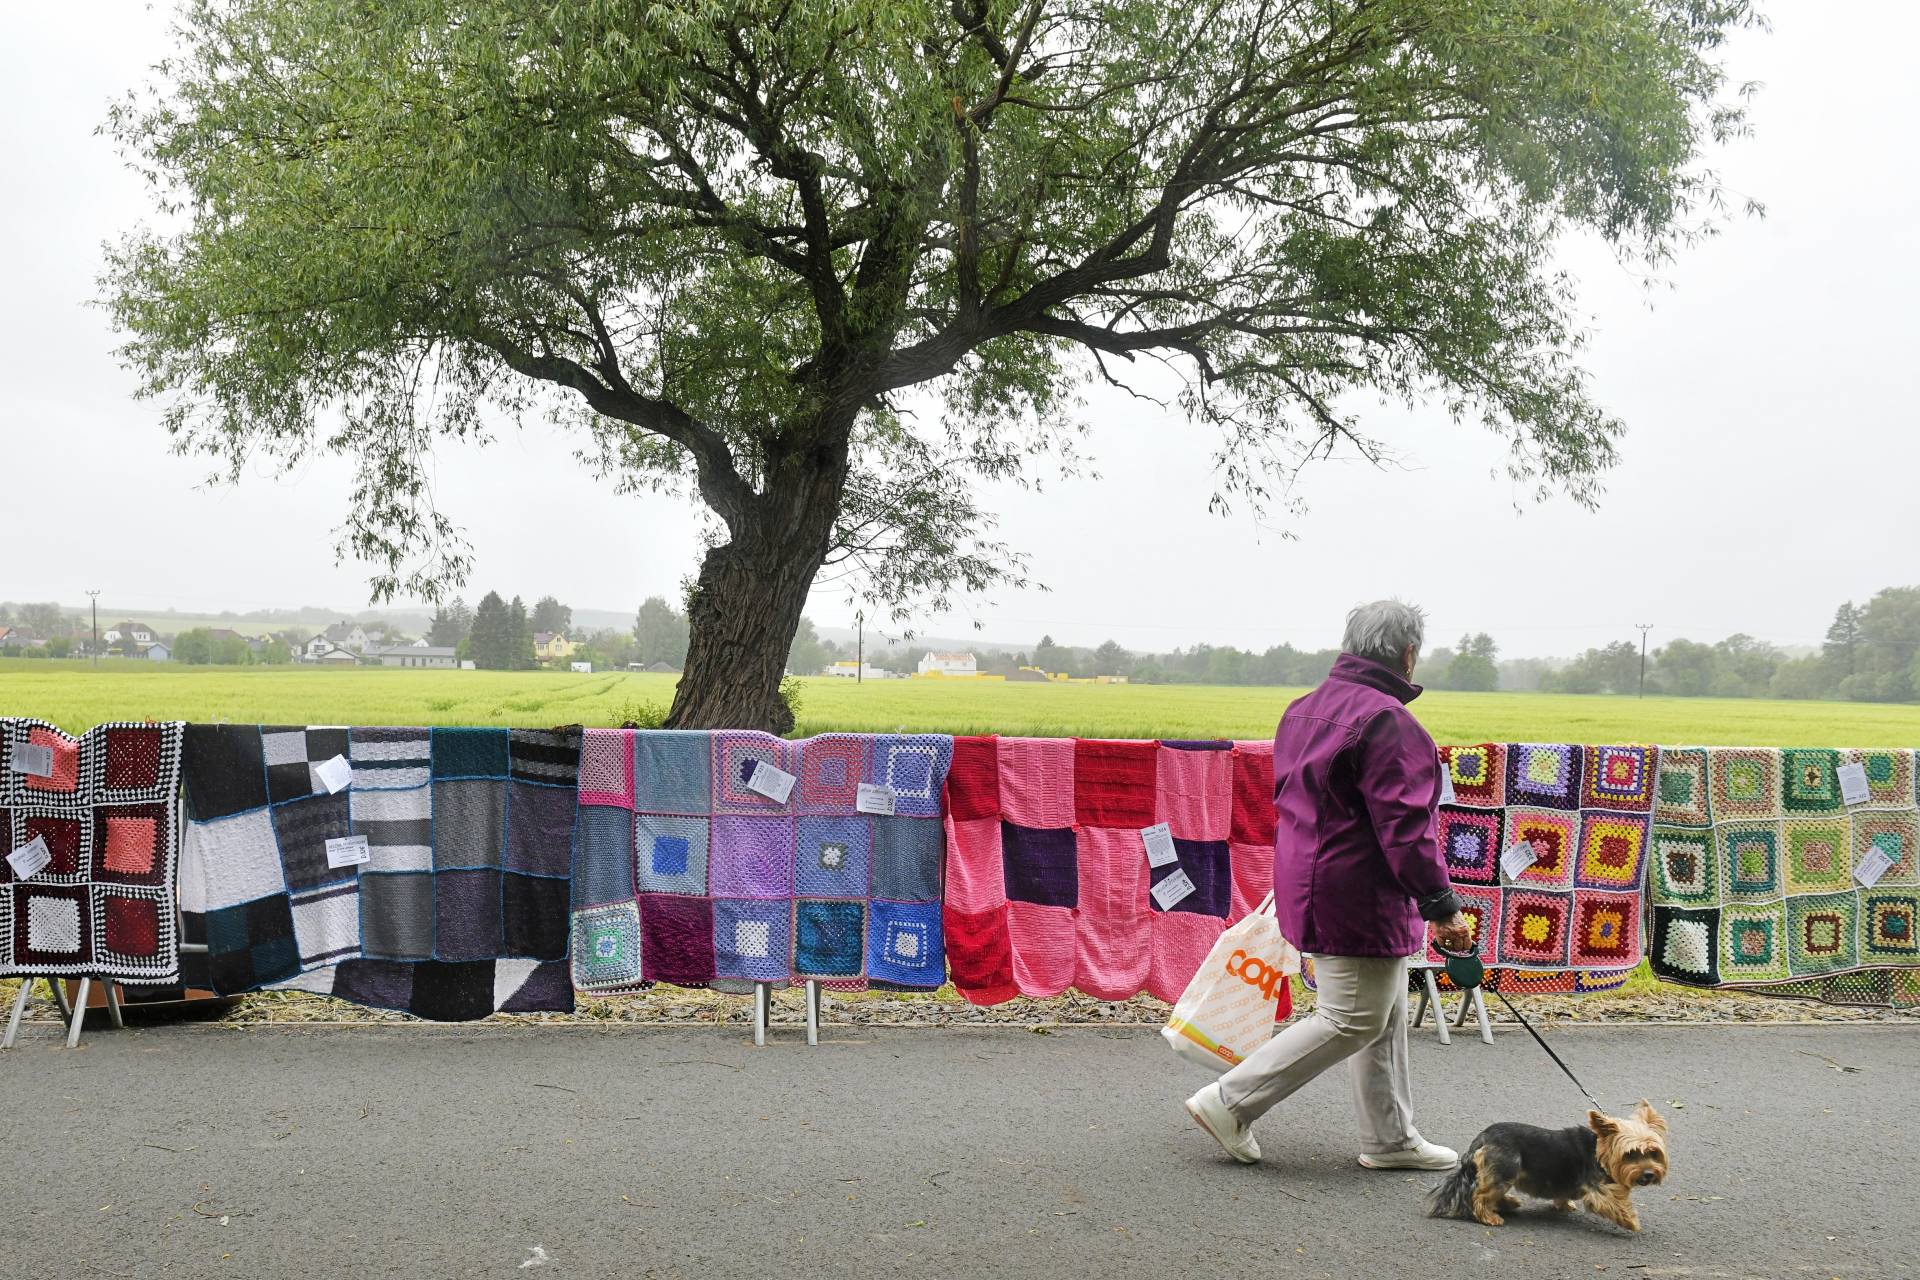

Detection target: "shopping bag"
[1161, 894, 1299, 1072]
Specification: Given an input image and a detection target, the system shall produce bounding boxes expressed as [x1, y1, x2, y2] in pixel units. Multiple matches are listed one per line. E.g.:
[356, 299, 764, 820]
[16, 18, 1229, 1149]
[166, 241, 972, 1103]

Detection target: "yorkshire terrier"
[1426, 1101, 1670, 1233]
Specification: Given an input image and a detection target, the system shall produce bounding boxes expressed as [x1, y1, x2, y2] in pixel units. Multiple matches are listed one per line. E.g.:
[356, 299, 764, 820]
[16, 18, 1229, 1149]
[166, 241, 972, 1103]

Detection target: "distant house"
[362, 644, 457, 669]
[0, 626, 37, 649]
[534, 632, 577, 664]
[916, 651, 978, 677]
[142, 641, 172, 662]
[645, 661, 680, 674]
[103, 620, 157, 646]
[320, 621, 372, 653]
[314, 646, 362, 666]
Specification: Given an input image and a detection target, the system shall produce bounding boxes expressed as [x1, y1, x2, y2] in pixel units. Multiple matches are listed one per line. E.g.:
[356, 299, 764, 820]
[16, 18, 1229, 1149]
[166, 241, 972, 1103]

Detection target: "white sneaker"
[1184, 1083, 1261, 1164]
[1358, 1140, 1458, 1171]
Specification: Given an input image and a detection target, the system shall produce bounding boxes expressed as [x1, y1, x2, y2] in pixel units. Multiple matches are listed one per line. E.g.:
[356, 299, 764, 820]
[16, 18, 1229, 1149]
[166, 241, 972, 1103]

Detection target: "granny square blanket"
[568, 729, 951, 994]
[177, 724, 577, 1019]
[1432, 743, 1655, 974]
[1, 718, 185, 983]
[1647, 747, 1920, 989]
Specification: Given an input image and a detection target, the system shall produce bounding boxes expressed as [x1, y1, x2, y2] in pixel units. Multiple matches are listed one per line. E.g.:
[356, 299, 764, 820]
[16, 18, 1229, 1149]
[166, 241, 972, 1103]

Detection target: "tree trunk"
[665, 454, 846, 733]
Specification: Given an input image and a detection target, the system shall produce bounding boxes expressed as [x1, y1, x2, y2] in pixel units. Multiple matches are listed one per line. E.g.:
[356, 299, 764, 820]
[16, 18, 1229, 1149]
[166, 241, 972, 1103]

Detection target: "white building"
[916, 651, 978, 676]
[362, 644, 457, 669]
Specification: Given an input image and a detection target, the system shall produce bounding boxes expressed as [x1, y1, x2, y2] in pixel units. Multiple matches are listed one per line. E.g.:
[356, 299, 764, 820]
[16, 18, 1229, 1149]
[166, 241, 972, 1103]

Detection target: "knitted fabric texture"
[942, 737, 1281, 1007]
[1432, 742, 1656, 973]
[944, 737, 1652, 1007]
[1, 718, 185, 983]
[567, 730, 951, 994]
[178, 724, 578, 1018]
[1648, 746, 1920, 991]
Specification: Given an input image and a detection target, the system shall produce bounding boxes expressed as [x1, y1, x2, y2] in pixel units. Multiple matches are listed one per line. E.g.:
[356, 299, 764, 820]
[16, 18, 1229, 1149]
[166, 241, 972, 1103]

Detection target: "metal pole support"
[2, 979, 35, 1049]
[804, 980, 821, 1047]
[753, 983, 770, 1047]
[1412, 967, 1450, 1046]
[65, 978, 91, 1048]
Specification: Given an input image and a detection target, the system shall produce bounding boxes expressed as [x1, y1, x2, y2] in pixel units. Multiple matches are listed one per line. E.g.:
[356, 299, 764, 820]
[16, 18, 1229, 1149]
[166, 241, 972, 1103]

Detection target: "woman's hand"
[1431, 912, 1472, 952]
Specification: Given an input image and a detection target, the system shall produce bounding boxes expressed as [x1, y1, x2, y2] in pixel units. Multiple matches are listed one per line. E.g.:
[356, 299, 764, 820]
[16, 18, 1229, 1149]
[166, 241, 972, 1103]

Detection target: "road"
[0, 1018, 1911, 1278]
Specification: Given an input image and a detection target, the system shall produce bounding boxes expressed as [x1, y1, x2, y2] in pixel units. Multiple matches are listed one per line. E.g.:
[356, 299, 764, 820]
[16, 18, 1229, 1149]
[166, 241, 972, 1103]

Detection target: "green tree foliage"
[45, 637, 72, 659]
[786, 617, 831, 677]
[508, 596, 536, 670]
[1446, 633, 1500, 692]
[427, 598, 473, 647]
[260, 637, 293, 664]
[1091, 640, 1131, 677]
[172, 628, 213, 664]
[104, 0, 1759, 729]
[532, 596, 572, 637]
[468, 592, 514, 670]
[1823, 602, 1862, 682]
[1032, 635, 1068, 675]
[633, 597, 691, 669]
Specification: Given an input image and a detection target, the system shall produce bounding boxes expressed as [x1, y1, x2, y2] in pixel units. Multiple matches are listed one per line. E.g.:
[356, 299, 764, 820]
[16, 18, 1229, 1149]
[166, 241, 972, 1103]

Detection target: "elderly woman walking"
[1186, 599, 1472, 1171]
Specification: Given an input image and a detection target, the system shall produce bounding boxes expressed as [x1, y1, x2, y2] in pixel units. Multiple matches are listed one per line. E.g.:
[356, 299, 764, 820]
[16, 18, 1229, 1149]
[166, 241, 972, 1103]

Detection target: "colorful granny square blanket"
[567, 730, 951, 994]
[942, 737, 1288, 1006]
[1, 718, 185, 983]
[1648, 746, 1920, 989]
[178, 724, 577, 1018]
[1433, 742, 1655, 974]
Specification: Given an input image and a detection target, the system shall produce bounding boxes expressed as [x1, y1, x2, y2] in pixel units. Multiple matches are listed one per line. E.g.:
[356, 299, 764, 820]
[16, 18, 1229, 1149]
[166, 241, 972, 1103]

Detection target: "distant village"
[0, 616, 582, 671]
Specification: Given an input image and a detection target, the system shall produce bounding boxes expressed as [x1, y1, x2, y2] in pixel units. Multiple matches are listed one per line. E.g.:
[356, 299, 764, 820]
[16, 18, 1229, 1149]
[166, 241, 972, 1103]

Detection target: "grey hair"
[1342, 599, 1426, 667]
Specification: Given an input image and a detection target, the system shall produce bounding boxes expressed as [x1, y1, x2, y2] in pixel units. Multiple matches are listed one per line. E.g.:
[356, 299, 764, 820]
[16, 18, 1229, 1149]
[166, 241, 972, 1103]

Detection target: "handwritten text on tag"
[855, 783, 896, 816]
[6, 835, 52, 880]
[1151, 868, 1197, 910]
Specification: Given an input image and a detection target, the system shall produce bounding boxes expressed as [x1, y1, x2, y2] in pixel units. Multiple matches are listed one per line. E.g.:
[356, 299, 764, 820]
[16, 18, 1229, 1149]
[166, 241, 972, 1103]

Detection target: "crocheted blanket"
[178, 724, 577, 1019]
[1432, 742, 1654, 974]
[1647, 747, 1920, 988]
[2, 718, 185, 983]
[943, 737, 1647, 1005]
[568, 729, 950, 994]
[942, 737, 1282, 1005]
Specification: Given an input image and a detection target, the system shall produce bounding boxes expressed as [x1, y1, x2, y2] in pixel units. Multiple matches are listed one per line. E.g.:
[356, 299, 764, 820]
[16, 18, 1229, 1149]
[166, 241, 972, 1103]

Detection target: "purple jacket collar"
[1327, 652, 1423, 705]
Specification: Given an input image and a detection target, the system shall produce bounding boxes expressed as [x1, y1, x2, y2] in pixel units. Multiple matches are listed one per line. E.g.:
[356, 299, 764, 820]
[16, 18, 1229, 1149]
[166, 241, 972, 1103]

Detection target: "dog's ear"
[1634, 1099, 1668, 1134]
[1588, 1110, 1619, 1136]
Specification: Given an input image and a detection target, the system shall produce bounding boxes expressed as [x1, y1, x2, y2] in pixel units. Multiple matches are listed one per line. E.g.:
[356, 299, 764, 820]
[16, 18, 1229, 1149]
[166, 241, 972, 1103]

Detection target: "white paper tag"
[1854, 845, 1895, 888]
[325, 835, 371, 869]
[1151, 867, 1197, 910]
[1438, 768, 1457, 808]
[313, 754, 354, 794]
[6, 835, 51, 880]
[1501, 840, 1539, 880]
[9, 742, 54, 778]
[746, 760, 796, 804]
[1837, 762, 1871, 807]
[1140, 822, 1179, 868]
[855, 783, 897, 816]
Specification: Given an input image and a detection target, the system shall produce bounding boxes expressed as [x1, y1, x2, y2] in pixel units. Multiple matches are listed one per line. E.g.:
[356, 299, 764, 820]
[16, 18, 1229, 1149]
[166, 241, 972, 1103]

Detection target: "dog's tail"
[1424, 1153, 1478, 1220]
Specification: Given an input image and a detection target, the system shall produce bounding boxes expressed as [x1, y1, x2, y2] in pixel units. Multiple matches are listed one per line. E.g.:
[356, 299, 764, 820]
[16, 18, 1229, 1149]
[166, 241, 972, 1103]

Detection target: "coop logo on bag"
[1224, 948, 1286, 1002]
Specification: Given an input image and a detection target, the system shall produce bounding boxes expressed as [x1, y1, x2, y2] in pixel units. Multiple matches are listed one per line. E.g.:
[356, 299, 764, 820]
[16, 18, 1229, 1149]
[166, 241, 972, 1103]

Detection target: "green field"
[5, 658, 1919, 744]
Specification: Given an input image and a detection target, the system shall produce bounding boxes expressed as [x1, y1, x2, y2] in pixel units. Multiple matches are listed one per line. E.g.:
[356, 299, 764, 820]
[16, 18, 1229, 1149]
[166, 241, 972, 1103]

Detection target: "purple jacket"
[1271, 653, 1461, 958]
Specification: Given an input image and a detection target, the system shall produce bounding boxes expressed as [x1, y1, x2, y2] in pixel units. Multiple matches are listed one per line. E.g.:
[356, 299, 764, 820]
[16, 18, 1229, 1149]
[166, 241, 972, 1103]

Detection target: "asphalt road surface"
[1, 1019, 1911, 1278]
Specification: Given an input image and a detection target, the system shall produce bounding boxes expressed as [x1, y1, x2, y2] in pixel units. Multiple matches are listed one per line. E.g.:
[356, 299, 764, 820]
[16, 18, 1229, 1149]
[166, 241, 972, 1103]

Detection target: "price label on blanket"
[324, 834, 371, 869]
[1500, 839, 1539, 880]
[1438, 767, 1456, 807]
[1854, 844, 1895, 888]
[6, 834, 51, 881]
[1837, 761, 1871, 807]
[8, 741, 53, 777]
[313, 754, 354, 795]
[1140, 822, 1179, 868]
[745, 760, 797, 804]
[1151, 866, 1197, 910]
[855, 782, 897, 815]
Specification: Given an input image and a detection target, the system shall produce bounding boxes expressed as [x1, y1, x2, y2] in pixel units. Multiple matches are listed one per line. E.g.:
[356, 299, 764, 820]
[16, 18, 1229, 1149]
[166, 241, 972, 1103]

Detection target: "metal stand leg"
[65, 978, 91, 1049]
[1471, 988, 1494, 1045]
[805, 980, 820, 1047]
[3, 980, 34, 1049]
[51, 977, 72, 1022]
[752, 983, 769, 1047]
[103, 981, 125, 1030]
[1420, 970, 1451, 1045]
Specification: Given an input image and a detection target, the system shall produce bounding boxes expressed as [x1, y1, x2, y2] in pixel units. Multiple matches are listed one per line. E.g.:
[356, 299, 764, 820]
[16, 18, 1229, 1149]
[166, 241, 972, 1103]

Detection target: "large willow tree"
[107, 0, 1757, 730]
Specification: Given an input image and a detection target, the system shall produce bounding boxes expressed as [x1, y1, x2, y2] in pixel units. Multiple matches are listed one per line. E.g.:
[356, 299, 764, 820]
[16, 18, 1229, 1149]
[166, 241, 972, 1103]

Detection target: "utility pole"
[855, 610, 864, 685]
[87, 589, 100, 669]
[1636, 623, 1653, 697]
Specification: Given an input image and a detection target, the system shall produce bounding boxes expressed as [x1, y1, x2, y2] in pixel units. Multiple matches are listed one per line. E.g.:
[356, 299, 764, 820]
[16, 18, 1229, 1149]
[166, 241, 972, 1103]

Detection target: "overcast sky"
[4, 3, 1915, 657]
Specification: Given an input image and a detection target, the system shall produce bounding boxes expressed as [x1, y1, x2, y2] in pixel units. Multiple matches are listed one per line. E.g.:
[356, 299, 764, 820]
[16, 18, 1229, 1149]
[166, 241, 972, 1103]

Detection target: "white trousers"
[1214, 954, 1419, 1154]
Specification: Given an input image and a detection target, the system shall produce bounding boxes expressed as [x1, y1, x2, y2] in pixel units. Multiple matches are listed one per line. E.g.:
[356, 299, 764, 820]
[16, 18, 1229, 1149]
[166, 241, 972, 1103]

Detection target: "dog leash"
[1433, 944, 1602, 1110]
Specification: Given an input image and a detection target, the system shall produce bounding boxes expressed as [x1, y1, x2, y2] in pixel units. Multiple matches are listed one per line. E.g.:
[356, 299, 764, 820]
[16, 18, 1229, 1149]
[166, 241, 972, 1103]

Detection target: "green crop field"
[4, 658, 1919, 744]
